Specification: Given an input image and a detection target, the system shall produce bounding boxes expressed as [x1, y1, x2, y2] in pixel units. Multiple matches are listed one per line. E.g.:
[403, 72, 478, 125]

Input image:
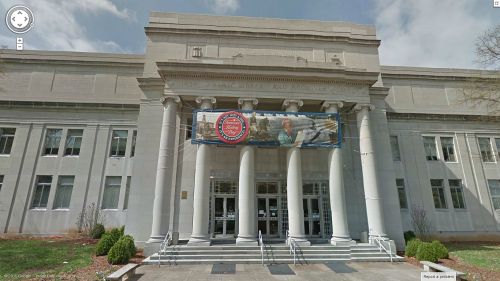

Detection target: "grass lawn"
[446, 242, 500, 272]
[0, 238, 95, 279]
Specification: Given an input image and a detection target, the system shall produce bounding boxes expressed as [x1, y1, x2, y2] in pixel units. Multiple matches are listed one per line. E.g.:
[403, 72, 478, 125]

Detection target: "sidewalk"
[129, 262, 422, 281]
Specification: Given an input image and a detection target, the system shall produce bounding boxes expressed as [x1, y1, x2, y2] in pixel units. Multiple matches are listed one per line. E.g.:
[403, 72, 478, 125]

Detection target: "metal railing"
[286, 230, 298, 265]
[258, 230, 264, 265]
[157, 231, 172, 267]
[371, 235, 394, 262]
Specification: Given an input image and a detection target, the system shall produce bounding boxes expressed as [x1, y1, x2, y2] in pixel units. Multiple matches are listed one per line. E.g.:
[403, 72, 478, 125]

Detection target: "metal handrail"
[258, 230, 264, 265]
[157, 231, 172, 267]
[372, 235, 393, 262]
[286, 230, 298, 265]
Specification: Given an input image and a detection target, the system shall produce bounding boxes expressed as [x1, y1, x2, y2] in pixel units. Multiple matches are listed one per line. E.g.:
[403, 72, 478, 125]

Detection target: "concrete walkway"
[129, 262, 422, 281]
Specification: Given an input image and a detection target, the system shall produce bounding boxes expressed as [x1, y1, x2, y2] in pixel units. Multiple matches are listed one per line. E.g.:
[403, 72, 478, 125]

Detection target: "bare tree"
[460, 26, 500, 115]
[76, 202, 105, 237]
[410, 204, 432, 241]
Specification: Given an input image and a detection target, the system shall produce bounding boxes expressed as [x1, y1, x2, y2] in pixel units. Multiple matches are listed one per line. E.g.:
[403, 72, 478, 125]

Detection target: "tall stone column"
[236, 98, 259, 245]
[322, 101, 354, 246]
[354, 103, 388, 240]
[188, 96, 216, 246]
[283, 99, 310, 246]
[148, 95, 181, 243]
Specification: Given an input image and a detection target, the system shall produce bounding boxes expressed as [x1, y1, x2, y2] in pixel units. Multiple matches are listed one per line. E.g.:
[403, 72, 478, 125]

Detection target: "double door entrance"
[210, 180, 330, 239]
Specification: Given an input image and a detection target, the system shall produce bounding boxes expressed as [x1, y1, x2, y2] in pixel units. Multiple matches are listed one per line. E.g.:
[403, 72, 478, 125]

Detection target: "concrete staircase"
[143, 243, 404, 265]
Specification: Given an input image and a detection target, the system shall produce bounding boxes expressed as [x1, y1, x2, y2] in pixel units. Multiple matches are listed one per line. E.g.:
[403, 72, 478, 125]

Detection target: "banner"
[192, 110, 341, 148]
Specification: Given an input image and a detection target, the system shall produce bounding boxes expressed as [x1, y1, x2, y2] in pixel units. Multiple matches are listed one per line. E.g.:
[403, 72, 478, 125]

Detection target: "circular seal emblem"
[215, 111, 249, 144]
[5, 5, 34, 34]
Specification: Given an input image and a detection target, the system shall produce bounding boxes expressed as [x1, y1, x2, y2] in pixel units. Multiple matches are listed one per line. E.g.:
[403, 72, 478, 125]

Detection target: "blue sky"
[1, 0, 499, 68]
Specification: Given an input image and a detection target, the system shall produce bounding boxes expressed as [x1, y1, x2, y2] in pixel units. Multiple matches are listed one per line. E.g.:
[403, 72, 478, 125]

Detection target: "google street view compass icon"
[5, 5, 34, 34]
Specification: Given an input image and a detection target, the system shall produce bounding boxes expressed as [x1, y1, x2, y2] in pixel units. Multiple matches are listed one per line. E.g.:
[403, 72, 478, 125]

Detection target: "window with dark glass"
[487, 180, 500, 211]
[0, 128, 16, 155]
[53, 176, 74, 209]
[31, 176, 52, 209]
[390, 136, 401, 161]
[431, 179, 447, 209]
[130, 130, 137, 157]
[423, 136, 438, 160]
[449, 179, 466, 209]
[43, 129, 62, 156]
[186, 118, 193, 140]
[396, 179, 408, 209]
[64, 129, 83, 156]
[110, 130, 128, 157]
[0, 175, 3, 192]
[478, 138, 495, 162]
[440, 137, 456, 162]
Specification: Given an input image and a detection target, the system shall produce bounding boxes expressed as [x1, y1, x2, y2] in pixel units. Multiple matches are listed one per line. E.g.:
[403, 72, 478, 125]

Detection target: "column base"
[236, 237, 258, 246]
[187, 236, 211, 246]
[330, 237, 356, 246]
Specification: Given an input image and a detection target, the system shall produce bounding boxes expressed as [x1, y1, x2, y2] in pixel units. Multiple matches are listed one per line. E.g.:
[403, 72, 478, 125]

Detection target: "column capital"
[353, 103, 375, 112]
[160, 95, 181, 105]
[238, 98, 259, 110]
[321, 101, 344, 112]
[196, 96, 216, 110]
[282, 99, 303, 112]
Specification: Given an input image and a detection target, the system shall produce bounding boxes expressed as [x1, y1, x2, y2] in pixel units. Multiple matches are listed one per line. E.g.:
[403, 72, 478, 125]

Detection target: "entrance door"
[257, 197, 279, 237]
[303, 197, 322, 237]
[213, 196, 236, 237]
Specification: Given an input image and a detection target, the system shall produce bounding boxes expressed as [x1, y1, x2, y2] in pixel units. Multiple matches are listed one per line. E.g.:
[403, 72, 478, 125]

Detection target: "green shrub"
[109, 227, 123, 244]
[90, 223, 105, 239]
[107, 239, 131, 265]
[96, 233, 115, 256]
[404, 231, 416, 244]
[416, 242, 439, 263]
[121, 235, 137, 256]
[431, 240, 449, 259]
[405, 238, 422, 257]
[119, 226, 125, 236]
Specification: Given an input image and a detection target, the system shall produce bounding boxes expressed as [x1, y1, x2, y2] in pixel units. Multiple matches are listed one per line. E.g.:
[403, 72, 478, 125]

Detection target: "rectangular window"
[0, 175, 3, 192]
[110, 130, 128, 157]
[64, 129, 83, 156]
[495, 138, 500, 160]
[390, 136, 401, 161]
[123, 176, 131, 210]
[487, 180, 500, 211]
[449, 179, 466, 209]
[130, 130, 137, 157]
[423, 136, 438, 161]
[186, 118, 193, 140]
[31, 176, 52, 209]
[0, 128, 16, 155]
[53, 176, 74, 209]
[44, 129, 62, 156]
[396, 179, 408, 209]
[440, 137, 456, 162]
[102, 176, 121, 209]
[478, 138, 495, 162]
[431, 179, 447, 209]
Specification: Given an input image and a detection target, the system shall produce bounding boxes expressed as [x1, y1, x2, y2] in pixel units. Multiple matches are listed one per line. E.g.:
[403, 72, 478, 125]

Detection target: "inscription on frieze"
[167, 79, 366, 96]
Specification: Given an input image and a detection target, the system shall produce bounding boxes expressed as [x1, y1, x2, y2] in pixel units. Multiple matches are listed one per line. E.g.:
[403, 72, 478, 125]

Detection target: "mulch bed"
[405, 256, 500, 281]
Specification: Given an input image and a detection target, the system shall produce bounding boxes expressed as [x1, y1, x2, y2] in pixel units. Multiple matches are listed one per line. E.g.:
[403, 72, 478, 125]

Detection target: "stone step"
[159, 249, 353, 255]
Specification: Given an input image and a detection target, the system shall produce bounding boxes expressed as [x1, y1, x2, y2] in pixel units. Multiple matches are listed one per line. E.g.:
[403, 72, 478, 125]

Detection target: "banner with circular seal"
[215, 111, 249, 144]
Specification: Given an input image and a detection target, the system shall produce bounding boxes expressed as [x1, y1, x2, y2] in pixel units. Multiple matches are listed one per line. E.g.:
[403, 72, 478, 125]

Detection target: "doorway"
[256, 182, 281, 238]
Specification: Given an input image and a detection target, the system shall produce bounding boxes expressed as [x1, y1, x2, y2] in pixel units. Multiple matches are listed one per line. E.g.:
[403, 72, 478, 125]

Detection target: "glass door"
[303, 197, 322, 237]
[256, 182, 280, 238]
[213, 196, 236, 237]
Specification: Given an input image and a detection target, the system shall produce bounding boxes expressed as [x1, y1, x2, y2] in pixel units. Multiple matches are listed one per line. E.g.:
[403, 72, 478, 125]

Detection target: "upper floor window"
[487, 180, 500, 211]
[43, 129, 62, 156]
[130, 130, 137, 157]
[496, 138, 500, 160]
[390, 136, 401, 161]
[440, 137, 456, 162]
[31, 175, 52, 209]
[0, 128, 16, 155]
[431, 179, 447, 209]
[449, 179, 466, 209]
[396, 179, 408, 209]
[423, 136, 438, 161]
[53, 176, 74, 209]
[64, 129, 83, 156]
[110, 130, 128, 157]
[478, 138, 495, 162]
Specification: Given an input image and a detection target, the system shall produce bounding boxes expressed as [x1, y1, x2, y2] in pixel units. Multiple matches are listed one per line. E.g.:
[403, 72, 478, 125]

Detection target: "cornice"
[145, 27, 380, 47]
[156, 61, 379, 86]
[137, 77, 165, 91]
[386, 112, 500, 122]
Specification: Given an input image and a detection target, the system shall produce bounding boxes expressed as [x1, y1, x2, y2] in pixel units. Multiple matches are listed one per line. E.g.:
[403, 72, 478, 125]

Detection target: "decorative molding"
[282, 99, 304, 110]
[321, 101, 344, 111]
[160, 95, 181, 105]
[353, 103, 375, 112]
[195, 96, 217, 106]
[238, 98, 259, 109]
[386, 112, 500, 122]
